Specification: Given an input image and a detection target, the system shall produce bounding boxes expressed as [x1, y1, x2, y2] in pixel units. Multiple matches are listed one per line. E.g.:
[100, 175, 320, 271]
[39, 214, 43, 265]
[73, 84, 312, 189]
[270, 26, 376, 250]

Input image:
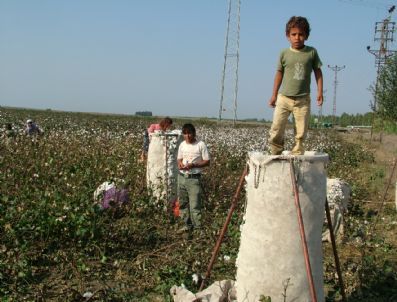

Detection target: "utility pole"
[218, 0, 241, 125]
[367, 5, 396, 139]
[327, 65, 345, 126]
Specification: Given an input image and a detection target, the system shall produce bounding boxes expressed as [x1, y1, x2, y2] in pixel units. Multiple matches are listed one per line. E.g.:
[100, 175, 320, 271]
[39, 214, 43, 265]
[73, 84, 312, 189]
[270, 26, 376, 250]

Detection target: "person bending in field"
[177, 123, 210, 238]
[140, 117, 173, 161]
[25, 119, 43, 136]
[3, 123, 16, 139]
[268, 16, 323, 155]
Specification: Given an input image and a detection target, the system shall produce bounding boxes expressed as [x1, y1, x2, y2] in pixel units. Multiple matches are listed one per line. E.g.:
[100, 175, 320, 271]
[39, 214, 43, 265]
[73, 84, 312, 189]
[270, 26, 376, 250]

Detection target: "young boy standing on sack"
[268, 16, 323, 155]
[177, 123, 210, 234]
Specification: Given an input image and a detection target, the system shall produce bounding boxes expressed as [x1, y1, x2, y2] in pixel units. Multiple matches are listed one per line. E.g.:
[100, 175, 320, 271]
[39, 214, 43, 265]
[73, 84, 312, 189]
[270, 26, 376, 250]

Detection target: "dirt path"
[340, 130, 397, 204]
[340, 130, 397, 163]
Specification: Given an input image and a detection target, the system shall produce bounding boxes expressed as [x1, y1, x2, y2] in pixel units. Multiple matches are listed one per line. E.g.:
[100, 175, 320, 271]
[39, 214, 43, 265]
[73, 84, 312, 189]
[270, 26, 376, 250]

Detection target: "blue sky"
[0, 0, 395, 120]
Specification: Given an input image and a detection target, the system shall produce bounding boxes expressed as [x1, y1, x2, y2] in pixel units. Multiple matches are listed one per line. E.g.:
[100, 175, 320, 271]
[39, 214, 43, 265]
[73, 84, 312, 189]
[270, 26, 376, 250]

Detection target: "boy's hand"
[178, 160, 185, 170]
[178, 161, 193, 170]
[185, 163, 194, 170]
[268, 96, 277, 108]
[317, 94, 323, 106]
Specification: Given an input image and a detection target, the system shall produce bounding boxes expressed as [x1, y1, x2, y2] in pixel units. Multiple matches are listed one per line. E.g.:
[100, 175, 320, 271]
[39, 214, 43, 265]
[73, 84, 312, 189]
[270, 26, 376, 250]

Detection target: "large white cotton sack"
[236, 151, 329, 302]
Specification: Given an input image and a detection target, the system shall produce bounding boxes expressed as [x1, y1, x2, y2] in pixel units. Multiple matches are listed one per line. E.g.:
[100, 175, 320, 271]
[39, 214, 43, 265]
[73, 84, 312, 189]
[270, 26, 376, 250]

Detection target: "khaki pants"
[269, 94, 310, 155]
[177, 174, 202, 229]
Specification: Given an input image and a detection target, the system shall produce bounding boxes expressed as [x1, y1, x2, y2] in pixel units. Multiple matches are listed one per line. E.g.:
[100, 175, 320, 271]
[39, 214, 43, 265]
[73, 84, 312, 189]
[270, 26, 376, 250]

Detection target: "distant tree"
[339, 112, 350, 127]
[373, 54, 397, 122]
[312, 112, 372, 127]
[363, 112, 372, 125]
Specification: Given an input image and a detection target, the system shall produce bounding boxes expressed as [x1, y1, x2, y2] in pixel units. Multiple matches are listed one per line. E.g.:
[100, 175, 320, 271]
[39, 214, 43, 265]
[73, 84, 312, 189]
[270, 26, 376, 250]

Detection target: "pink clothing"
[147, 123, 162, 134]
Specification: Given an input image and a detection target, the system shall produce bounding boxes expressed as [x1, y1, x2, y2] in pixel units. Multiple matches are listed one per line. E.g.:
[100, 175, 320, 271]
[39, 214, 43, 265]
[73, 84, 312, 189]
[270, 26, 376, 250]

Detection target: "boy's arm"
[189, 159, 210, 169]
[177, 145, 184, 170]
[268, 70, 283, 108]
[314, 68, 323, 106]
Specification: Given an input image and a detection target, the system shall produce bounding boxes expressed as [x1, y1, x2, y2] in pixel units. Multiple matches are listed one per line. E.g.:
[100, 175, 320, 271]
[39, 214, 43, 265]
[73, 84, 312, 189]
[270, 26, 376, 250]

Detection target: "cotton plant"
[197, 126, 269, 159]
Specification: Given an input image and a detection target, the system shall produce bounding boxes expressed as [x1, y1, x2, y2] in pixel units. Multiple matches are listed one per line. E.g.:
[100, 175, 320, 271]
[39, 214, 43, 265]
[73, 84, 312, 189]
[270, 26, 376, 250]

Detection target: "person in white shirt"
[177, 123, 210, 235]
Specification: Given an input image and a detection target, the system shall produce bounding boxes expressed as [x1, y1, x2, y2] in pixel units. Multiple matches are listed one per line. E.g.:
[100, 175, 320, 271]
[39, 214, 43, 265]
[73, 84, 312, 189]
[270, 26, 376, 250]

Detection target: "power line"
[218, 0, 241, 124]
[338, 0, 394, 10]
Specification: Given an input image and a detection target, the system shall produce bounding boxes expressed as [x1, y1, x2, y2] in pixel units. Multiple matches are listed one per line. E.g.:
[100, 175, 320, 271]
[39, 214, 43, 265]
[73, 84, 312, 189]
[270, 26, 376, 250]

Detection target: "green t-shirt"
[277, 46, 322, 97]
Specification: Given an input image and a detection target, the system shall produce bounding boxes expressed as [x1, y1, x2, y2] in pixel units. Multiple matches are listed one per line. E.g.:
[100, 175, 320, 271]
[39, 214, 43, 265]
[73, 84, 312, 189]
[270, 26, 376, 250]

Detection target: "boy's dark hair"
[182, 123, 196, 135]
[286, 16, 311, 38]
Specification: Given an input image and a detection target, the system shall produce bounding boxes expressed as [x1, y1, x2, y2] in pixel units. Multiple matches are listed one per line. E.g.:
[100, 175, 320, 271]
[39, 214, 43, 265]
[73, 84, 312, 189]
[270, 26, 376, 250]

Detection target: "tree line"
[310, 112, 372, 127]
[371, 53, 397, 132]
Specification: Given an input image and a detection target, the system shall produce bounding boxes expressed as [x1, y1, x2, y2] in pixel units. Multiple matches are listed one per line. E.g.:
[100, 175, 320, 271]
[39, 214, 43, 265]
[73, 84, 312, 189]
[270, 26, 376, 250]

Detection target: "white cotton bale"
[236, 151, 329, 302]
[327, 178, 351, 211]
[170, 280, 235, 302]
[322, 178, 351, 242]
[146, 130, 182, 202]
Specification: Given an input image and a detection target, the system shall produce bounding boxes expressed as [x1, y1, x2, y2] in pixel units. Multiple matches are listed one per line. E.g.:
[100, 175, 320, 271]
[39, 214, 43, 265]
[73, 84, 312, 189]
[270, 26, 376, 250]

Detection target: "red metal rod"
[369, 157, 397, 235]
[289, 159, 318, 302]
[325, 198, 347, 302]
[199, 164, 248, 291]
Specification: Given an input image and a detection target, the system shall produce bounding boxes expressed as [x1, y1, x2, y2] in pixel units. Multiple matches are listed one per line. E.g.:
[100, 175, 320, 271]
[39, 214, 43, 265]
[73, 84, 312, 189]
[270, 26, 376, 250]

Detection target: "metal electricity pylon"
[327, 65, 345, 126]
[367, 5, 396, 139]
[218, 0, 241, 124]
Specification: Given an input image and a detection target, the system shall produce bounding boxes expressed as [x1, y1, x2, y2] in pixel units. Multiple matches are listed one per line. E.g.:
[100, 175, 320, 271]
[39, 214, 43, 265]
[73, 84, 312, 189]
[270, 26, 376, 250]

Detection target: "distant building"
[135, 111, 152, 117]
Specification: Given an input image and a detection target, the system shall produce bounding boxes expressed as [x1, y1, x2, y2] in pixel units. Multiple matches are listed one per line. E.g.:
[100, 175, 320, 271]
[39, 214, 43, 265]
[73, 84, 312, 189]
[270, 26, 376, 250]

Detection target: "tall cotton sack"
[146, 130, 182, 202]
[236, 151, 329, 302]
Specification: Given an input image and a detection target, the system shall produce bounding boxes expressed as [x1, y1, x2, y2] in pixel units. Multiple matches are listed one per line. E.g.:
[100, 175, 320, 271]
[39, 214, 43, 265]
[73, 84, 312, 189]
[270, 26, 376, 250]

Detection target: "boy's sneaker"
[190, 228, 203, 239]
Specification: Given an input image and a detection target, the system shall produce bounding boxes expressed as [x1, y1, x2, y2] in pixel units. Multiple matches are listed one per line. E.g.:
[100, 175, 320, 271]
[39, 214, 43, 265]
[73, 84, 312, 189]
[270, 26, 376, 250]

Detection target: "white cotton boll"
[192, 273, 199, 284]
[82, 292, 93, 298]
[55, 215, 66, 222]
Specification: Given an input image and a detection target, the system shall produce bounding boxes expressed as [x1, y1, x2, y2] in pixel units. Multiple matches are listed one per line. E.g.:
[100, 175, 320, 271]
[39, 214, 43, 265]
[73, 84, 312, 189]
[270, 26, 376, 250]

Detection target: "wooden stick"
[199, 165, 248, 291]
[289, 159, 318, 302]
[325, 198, 347, 302]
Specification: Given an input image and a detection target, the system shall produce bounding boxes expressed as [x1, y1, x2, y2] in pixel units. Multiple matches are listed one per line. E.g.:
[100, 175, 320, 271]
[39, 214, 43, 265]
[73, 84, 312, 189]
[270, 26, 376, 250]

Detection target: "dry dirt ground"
[340, 130, 397, 161]
[340, 130, 397, 184]
[332, 131, 397, 301]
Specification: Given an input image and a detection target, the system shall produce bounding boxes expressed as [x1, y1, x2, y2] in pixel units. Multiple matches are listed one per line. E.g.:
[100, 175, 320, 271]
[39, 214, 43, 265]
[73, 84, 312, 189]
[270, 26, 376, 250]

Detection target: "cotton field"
[1, 107, 395, 302]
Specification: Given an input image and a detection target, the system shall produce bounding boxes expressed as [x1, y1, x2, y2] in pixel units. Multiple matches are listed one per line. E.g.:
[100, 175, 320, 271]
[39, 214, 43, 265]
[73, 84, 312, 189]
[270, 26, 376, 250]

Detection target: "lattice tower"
[327, 65, 345, 126]
[218, 0, 241, 124]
